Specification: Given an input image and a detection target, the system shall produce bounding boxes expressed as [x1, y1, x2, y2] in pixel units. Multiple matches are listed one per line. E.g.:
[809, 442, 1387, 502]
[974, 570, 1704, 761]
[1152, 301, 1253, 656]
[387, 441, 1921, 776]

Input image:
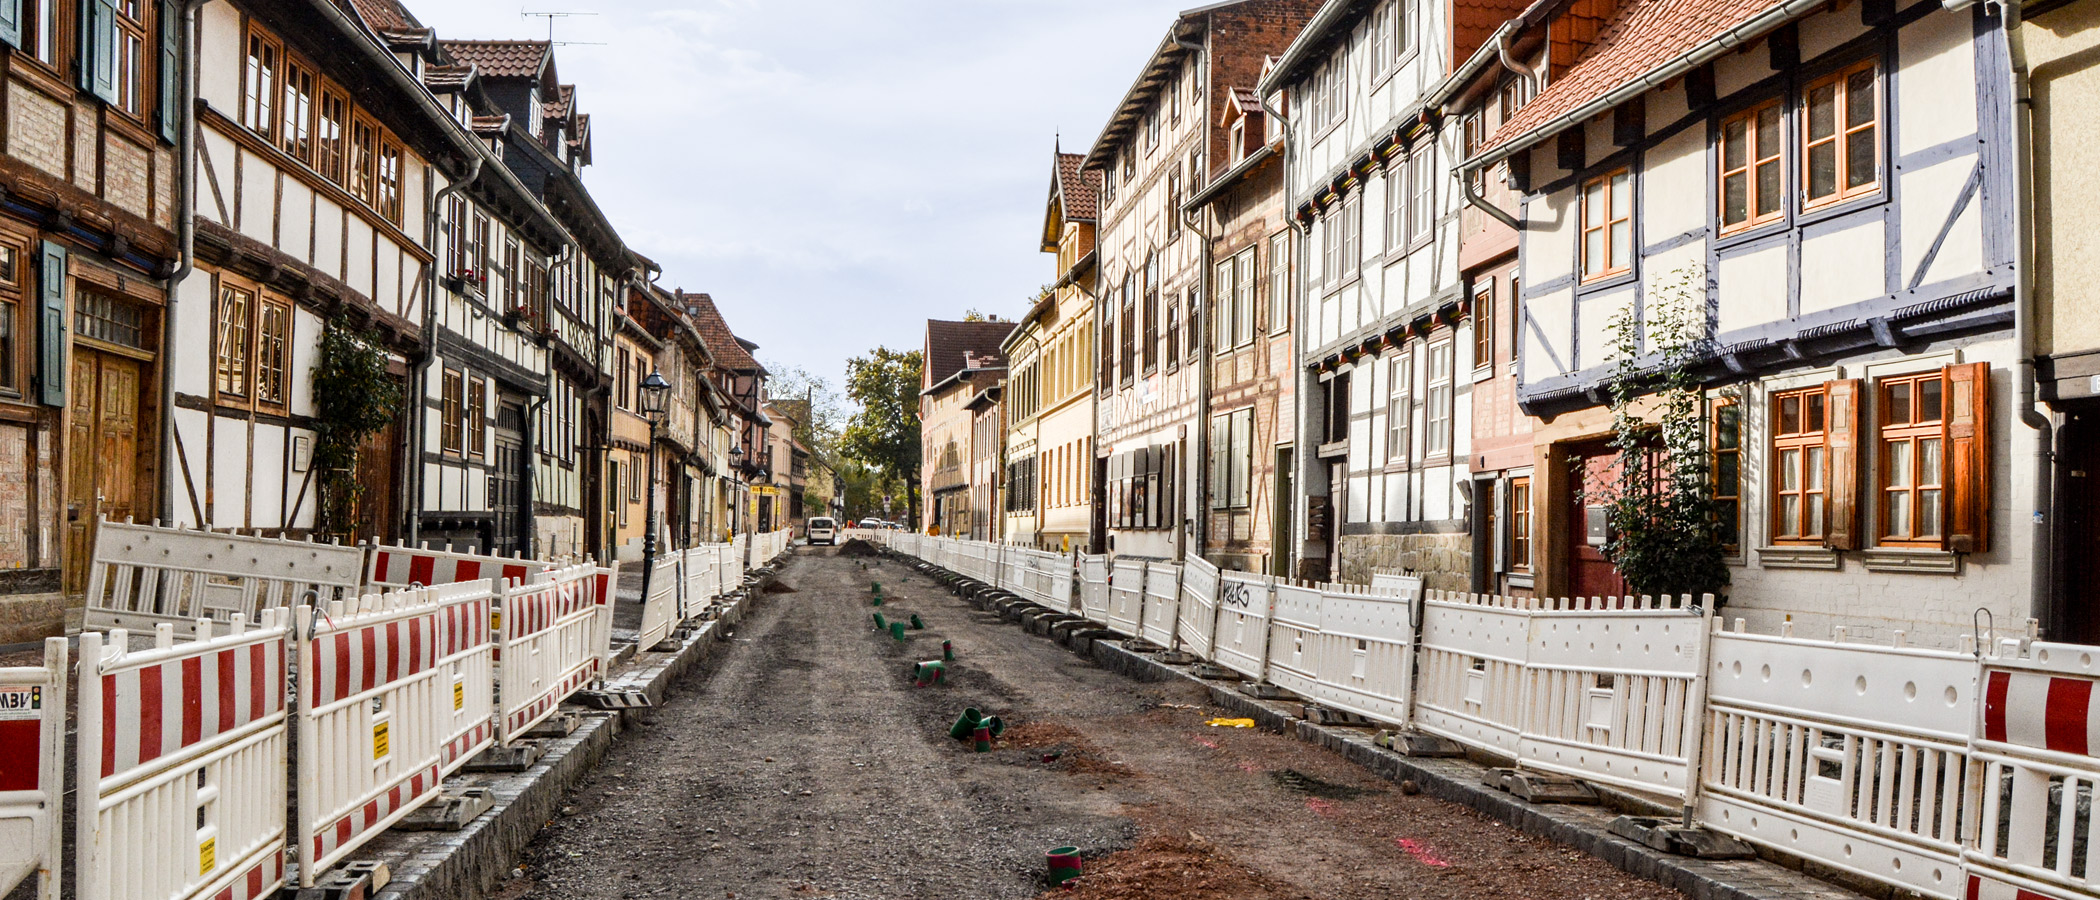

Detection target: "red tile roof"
[423, 63, 473, 92]
[1477, 0, 1787, 158]
[1054, 153, 1097, 222]
[544, 84, 574, 120]
[443, 40, 550, 80]
[684, 294, 763, 373]
[347, 0, 409, 31]
[924, 320, 1017, 390]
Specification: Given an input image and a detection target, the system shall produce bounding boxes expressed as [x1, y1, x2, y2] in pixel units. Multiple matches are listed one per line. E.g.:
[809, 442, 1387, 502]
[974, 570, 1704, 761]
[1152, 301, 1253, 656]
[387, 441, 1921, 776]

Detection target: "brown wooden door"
[1567, 442, 1630, 599]
[66, 349, 146, 593]
[350, 414, 401, 544]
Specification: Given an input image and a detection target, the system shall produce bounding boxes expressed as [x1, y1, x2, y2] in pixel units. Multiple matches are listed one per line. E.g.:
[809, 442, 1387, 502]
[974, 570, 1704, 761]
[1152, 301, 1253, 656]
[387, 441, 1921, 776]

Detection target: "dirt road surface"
[492, 548, 1686, 900]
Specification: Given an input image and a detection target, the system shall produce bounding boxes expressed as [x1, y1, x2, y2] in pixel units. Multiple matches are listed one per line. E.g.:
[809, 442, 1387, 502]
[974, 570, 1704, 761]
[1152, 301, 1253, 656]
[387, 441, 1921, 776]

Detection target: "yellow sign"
[453, 680, 465, 711]
[199, 837, 216, 875]
[373, 721, 390, 759]
[751, 484, 781, 497]
[490, 610, 502, 630]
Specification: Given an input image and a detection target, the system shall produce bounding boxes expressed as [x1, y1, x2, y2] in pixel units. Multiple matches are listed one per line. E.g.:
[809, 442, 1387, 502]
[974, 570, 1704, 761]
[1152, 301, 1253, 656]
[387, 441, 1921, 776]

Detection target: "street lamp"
[728, 443, 745, 535]
[638, 371, 670, 603]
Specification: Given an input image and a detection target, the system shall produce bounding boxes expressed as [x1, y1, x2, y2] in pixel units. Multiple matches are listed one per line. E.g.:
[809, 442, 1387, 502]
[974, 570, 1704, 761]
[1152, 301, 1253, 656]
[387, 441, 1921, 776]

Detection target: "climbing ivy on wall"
[311, 318, 402, 540]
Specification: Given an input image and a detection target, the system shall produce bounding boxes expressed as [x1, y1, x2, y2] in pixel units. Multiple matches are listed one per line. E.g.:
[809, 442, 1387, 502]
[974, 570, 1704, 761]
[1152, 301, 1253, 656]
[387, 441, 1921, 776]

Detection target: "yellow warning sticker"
[199, 837, 216, 875]
[373, 721, 390, 759]
[491, 610, 502, 630]
[453, 680, 465, 711]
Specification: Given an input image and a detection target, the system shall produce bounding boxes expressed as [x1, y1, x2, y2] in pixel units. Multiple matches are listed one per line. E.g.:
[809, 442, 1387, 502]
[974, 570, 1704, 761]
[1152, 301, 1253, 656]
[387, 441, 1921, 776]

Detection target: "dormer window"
[1230, 119, 1246, 164]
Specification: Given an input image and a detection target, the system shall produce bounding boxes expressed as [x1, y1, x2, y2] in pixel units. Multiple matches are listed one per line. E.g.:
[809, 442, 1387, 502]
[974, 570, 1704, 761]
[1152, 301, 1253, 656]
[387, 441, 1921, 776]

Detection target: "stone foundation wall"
[1336, 532, 1471, 593]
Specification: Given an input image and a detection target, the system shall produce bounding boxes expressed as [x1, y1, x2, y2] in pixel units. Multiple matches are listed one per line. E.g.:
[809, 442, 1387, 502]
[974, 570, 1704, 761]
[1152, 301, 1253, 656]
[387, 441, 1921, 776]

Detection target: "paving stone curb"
[895, 553, 1867, 900]
[368, 556, 793, 900]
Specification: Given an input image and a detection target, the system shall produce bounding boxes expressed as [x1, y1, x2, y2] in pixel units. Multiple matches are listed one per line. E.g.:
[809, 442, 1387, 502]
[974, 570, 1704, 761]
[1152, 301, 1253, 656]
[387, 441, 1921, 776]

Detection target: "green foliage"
[762, 360, 848, 509]
[1593, 265, 1730, 602]
[840, 347, 923, 525]
[311, 320, 402, 539]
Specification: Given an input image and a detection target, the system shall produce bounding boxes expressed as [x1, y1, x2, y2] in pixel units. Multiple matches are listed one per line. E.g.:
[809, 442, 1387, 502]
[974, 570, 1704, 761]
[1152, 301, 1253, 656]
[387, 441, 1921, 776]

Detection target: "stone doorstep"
[368, 581, 770, 900]
[898, 559, 1871, 900]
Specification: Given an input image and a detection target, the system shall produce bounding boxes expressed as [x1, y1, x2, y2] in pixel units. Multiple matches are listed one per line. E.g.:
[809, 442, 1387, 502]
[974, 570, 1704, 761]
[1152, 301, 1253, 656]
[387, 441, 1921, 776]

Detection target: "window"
[1210, 408, 1254, 509]
[317, 89, 347, 184]
[1341, 193, 1362, 281]
[1233, 249, 1254, 346]
[446, 198, 469, 276]
[1465, 114, 1486, 193]
[254, 300, 288, 408]
[1803, 61, 1879, 207]
[501, 241, 520, 311]
[615, 346, 631, 411]
[1408, 144, 1435, 244]
[242, 31, 277, 140]
[1213, 258, 1233, 354]
[472, 215, 491, 282]
[0, 246, 19, 395]
[281, 59, 315, 162]
[1425, 341, 1453, 457]
[1145, 109, 1160, 150]
[214, 285, 252, 398]
[1165, 287, 1181, 367]
[1473, 282, 1494, 372]
[75, 289, 149, 351]
[1119, 276, 1136, 385]
[1580, 169, 1633, 280]
[1186, 288, 1201, 364]
[440, 369, 464, 455]
[1385, 160, 1405, 251]
[1325, 372, 1351, 445]
[1878, 373, 1944, 545]
[1509, 277, 1520, 363]
[467, 375, 487, 458]
[1322, 208, 1344, 288]
[1771, 386, 1828, 543]
[376, 140, 403, 224]
[1720, 102, 1783, 232]
[350, 114, 378, 205]
[1396, 0, 1415, 60]
[1372, 2, 1393, 75]
[1167, 171, 1183, 241]
[1386, 352, 1412, 465]
[1713, 399, 1742, 550]
[1268, 231, 1290, 333]
[1142, 252, 1159, 373]
[1510, 476, 1533, 570]
[114, 0, 146, 117]
[24, 0, 56, 66]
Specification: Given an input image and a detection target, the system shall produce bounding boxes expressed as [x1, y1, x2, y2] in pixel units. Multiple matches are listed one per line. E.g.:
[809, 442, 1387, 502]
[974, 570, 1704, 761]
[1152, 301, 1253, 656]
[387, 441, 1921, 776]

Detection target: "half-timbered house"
[1005, 150, 1099, 552]
[1463, 0, 2029, 645]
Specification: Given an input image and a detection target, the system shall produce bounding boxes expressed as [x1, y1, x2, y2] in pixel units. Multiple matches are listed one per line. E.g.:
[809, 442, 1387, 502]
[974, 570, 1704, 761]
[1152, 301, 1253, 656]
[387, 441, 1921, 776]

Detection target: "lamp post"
[638, 371, 670, 601]
[728, 443, 746, 536]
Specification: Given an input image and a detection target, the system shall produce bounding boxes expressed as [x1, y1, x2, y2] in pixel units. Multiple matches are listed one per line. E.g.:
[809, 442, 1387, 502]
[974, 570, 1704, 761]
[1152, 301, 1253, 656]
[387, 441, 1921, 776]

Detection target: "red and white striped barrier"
[496, 565, 607, 744]
[363, 542, 549, 593]
[1967, 639, 2100, 900]
[294, 581, 496, 884]
[0, 638, 65, 900]
[75, 613, 291, 900]
[85, 519, 363, 635]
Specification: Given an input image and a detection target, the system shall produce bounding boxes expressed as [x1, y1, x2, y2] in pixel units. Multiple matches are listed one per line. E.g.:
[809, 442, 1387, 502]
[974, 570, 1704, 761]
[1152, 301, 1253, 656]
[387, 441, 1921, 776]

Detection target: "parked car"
[807, 517, 837, 545]
[858, 518, 885, 529]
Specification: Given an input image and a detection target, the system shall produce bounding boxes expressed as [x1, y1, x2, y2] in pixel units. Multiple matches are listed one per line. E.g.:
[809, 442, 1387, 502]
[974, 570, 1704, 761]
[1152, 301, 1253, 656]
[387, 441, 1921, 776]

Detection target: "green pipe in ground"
[983, 715, 1005, 738]
[909, 614, 925, 630]
[1046, 847, 1083, 887]
[872, 612, 886, 630]
[912, 660, 946, 687]
[889, 621, 907, 641]
[972, 725, 993, 752]
[872, 595, 883, 607]
[949, 707, 982, 740]
[942, 640, 954, 661]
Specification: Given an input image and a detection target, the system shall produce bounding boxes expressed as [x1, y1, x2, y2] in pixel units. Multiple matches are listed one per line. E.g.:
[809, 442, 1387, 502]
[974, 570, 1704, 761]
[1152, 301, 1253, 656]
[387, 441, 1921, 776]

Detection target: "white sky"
[406, 0, 1197, 391]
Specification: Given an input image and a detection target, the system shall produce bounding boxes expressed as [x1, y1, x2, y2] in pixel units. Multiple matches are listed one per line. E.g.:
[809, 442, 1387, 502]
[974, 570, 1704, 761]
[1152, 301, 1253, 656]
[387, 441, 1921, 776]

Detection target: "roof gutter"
[1457, 0, 1833, 173]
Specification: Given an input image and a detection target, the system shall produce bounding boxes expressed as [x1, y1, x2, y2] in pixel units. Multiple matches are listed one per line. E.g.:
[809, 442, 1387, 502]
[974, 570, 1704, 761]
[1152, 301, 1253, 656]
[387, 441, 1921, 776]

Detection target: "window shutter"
[81, 0, 118, 103]
[1210, 416, 1227, 511]
[0, 0, 22, 49]
[157, 0, 180, 143]
[1823, 378, 1861, 550]
[1944, 362, 1991, 553]
[37, 242, 66, 408]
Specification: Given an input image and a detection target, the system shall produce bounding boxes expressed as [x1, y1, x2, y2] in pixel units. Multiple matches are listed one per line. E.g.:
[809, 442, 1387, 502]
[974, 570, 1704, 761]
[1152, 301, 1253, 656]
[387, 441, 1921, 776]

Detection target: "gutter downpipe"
[1460, 29, 1530, 232]
[1179, 27, 1206, 563]
[161, 0, 209, 524]
[409, 157, 482, 546]
[1985, 0, 2054, 634]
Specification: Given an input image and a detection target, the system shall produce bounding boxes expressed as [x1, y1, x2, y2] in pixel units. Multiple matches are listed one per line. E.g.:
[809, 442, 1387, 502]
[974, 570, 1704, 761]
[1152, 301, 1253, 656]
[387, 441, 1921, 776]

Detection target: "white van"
[807, 517, 838, 546]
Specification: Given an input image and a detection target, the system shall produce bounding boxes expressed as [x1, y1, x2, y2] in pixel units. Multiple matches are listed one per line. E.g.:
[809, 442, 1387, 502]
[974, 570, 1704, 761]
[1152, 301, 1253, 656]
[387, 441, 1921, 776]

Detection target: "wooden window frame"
[316, 85, 347, 185]
[1386, 351, 1412, 466]
[1713, 398, 1742, 552]
[1340, 192, 1362, 282]
[349, 111, 379, 207]
[439, 368, 464, 456]
[1407, 144, 1435, 246]
[1719, 100, 1784, 233]
[1233, 248, 1255, 347]
[1875, 372, 1946, 547]
[1425, 339, 1454, 460]
[1472, 281, 1494, 374]
[0, 244, 26, 399]
[1770, 385, 1829, 544]
[253, 296, 290, 413]
[466, 374, 487, 459]
[241, 26, 278, 142]
[213, 277, 254, 403]
[1268, 231, 1290, 333]
[1580, 168, 1633, 281]
[114, 0, 148, 119]
[1802, 60, 1881, 210]
[376, 138, 404, 224]
[279, 56, 315, 164]
[1509, 476, 1533, 572]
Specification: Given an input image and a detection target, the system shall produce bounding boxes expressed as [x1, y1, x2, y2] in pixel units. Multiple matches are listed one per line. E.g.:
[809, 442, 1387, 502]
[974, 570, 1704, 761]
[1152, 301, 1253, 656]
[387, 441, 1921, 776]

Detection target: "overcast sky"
[407, 0, 1193, 394]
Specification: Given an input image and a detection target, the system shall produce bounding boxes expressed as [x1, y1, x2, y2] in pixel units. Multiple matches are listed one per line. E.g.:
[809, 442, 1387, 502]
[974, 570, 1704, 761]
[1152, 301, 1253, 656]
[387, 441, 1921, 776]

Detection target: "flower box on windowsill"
[443, 270, 485, 298]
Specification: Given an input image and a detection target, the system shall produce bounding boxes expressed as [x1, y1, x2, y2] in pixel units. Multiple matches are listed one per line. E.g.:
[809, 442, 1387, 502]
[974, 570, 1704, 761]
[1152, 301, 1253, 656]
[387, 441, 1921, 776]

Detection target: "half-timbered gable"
[1465, 0, 2027, 644]
[1088, 0, 1319, 561]
[1263, 0, 1525, 586]
[0, 0, 183, 637]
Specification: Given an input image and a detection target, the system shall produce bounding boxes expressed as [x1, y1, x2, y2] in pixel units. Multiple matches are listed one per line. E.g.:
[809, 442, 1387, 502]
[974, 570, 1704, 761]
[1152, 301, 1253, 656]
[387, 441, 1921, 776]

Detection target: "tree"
[1591, 265, 1731, 602]
[310, 319, 403, 541]
[762, 361, 847, 512]
[840, 347, 923, 527]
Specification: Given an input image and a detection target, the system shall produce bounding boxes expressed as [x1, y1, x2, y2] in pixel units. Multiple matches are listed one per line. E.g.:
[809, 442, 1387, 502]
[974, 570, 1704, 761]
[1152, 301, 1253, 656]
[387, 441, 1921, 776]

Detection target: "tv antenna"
[522, 11, 604, 46]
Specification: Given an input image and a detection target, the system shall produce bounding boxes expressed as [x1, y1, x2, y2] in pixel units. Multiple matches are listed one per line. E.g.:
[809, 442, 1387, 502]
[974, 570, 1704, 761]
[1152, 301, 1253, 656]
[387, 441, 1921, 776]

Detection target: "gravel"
[491, 550, 1686, 900]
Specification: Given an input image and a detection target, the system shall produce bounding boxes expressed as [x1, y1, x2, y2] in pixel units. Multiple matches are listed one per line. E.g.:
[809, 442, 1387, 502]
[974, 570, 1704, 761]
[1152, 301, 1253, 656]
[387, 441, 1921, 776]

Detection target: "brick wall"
[1338, 531, 1471, 592]
[8, 84, 66, 178]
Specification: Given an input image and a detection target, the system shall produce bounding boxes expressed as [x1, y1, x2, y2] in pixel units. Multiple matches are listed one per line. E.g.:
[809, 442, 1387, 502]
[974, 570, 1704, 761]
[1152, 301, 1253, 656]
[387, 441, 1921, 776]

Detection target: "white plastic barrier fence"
[1210, 570, 1275, 681]
[0, 638, 65, 900]
[637, 553, 680, 651]
[1046, 551, 1077, 614]
[1077, 555, 1110, 623]
[1517, 595, 1711, 801]
[1175, 557, 1221, 660]
[1699, 621, 1975, 899]
[1104, 559, 1146, 637]
[727, 536, 748, 589]
[75, 614, 291, 900]
[295, 581, 496, 884]
[1142, 561, 1181, 648]
[679, 547, 717, 620]
[495, 564, 607, 744]
[1965, 638, 2100, 900]
[1264, 582, 1419, 726]
[363, 541, 549, 592]
[1415, 591, 1534, 757]
[85, 519, 363, 634]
